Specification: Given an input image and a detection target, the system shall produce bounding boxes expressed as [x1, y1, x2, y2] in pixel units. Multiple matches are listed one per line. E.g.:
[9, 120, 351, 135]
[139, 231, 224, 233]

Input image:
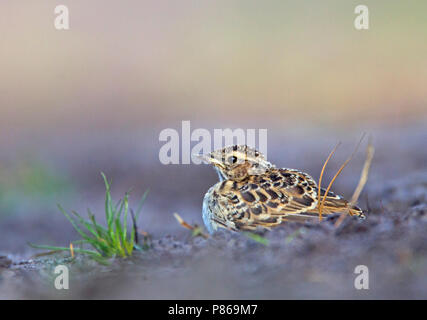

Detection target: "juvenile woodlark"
[200, 145, 365, 233]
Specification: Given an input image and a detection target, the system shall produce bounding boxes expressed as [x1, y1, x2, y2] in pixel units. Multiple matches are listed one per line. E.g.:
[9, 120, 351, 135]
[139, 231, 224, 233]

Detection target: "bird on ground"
[199, 145, 365, 234]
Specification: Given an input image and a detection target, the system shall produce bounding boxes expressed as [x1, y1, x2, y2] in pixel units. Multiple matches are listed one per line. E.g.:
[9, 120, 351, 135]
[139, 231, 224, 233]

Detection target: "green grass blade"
[101, 172, 114, 227]
[57, 205, 92, 241]
[71, 211, 99, 238]
[243, 232, 269, 246]
[109, 198, 124, 241]
[28, 242, 102, 256]
[87, 209, 108, 238]
[115, 217, 124, 246]
[123, 227, 135, 256]
[135, 189, 149, 221]
[114, 228, 126, 257]
[122, 192, 129, 245]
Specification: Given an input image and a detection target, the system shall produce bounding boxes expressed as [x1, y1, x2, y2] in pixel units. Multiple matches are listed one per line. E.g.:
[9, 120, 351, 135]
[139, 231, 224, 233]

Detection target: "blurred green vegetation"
[0, 159, 74, 218]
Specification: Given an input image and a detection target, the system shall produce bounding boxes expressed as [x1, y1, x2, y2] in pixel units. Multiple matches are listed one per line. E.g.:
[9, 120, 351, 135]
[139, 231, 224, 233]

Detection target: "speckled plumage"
[201, 145, 365, 233]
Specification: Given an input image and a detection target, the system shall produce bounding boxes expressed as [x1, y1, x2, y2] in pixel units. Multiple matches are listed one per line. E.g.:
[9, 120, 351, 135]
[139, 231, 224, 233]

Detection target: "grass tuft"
[29, 172, 149, 263]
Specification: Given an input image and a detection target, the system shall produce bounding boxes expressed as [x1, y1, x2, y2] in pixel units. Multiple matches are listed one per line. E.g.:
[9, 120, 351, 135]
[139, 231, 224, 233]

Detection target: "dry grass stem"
[317, 142, 341, 221]
[318, 134, 366, 220]
[335, 137, 374, 228]
[173, 213, 209, 239]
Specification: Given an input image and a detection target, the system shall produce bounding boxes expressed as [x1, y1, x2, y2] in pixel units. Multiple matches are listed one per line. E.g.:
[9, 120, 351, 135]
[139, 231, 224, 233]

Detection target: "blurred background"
[0, 1, 426, 254]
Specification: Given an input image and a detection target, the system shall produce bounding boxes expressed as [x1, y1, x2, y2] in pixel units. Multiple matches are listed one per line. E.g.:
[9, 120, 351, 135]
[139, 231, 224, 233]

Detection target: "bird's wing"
[208, 169, 321, 231]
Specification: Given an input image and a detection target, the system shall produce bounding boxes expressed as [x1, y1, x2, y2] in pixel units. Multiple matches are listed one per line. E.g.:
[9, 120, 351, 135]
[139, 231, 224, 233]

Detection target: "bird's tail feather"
[306, 188, 365, 219]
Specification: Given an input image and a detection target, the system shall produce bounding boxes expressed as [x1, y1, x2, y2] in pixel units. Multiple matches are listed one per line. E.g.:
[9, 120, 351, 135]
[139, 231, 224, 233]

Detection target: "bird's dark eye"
[227, 156, 238, 164]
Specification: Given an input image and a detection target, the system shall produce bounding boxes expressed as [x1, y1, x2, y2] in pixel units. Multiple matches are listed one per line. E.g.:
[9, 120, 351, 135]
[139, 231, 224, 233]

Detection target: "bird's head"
[197, 145, 274, 181]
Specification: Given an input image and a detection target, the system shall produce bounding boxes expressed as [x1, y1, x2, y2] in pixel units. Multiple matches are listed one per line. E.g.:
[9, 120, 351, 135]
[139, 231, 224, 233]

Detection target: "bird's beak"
[193, 153, 210, 163]
[193, 154, 225, 168]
